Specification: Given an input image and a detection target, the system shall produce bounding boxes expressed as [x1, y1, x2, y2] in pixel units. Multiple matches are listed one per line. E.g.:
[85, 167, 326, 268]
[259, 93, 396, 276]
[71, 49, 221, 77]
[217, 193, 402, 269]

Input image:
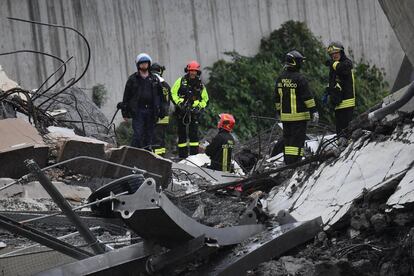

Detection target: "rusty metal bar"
[25, 159, 106, 254]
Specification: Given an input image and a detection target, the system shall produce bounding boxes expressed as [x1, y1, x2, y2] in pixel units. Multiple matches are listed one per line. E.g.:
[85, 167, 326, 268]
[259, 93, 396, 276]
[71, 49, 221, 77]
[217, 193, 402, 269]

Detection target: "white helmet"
[135, 53, 152, 65]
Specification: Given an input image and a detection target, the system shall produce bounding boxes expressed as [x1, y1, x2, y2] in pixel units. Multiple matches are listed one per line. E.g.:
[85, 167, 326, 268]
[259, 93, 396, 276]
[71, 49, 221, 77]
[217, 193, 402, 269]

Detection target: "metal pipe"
[368, 81, 414, 122]
[25, 159, 106, 254]
[20, 191, 128, 224]
[0, 214, 93, 260]
[0, 226, 101, 258]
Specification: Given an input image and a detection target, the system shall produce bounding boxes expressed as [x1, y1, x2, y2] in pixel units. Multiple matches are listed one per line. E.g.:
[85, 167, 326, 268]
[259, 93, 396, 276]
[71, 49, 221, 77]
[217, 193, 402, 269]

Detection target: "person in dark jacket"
[171, 60, 209, 158]
[206, 113, 235, 172]
[275, 50, 319, 165]
[119, 53, 164, 149]
[323, 41, 356, 137]
[150, 63, 171, 156]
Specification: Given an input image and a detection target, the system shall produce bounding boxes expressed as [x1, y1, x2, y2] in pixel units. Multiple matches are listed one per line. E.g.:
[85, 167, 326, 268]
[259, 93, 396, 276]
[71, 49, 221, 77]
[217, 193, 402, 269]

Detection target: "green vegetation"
[115, 120, 133, 146]
[203, 20, 389, 139]
[92, 83, 108, 108]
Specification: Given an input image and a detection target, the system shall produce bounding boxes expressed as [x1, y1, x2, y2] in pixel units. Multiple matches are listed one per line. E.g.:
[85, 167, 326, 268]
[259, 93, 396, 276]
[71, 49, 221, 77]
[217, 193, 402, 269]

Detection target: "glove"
[192, 100, 200, 108]
[322, 93, 329, 105]
[198, 101, 207, 109]
[116, 102, 123, 109]
[312, 112, 319, 124]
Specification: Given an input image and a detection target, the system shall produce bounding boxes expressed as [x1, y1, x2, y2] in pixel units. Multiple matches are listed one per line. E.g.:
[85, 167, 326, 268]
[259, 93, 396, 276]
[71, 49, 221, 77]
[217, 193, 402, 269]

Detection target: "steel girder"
[195, 216, 323, 275]
[113, 178, 265, 248]
[36, 241, 154, 276]
[0, 214, 93, 260]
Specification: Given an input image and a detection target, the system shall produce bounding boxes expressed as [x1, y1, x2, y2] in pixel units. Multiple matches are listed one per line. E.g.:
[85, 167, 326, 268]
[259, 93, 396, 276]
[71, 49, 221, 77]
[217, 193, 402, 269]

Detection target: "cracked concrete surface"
[267, 124, 414, 229]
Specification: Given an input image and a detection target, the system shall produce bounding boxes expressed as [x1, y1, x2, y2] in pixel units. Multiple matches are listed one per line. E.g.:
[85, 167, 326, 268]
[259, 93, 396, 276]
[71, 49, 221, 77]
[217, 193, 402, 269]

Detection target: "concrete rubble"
[1, 4, 414, 273]
[0, 118, 49, 178]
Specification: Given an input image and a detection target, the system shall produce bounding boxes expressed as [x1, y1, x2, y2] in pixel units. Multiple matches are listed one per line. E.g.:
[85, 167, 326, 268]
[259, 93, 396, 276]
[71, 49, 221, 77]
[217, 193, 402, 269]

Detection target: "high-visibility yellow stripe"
[304, 99, 316, 108]
[291, 88, 297, 114]
[178, 143, 188, 148]
[278, 88, 283, 109]
[284, 146, 300, 156]
[157, 116, 169, 124]
[171, 77, 183, 104]
[352, 70, 355, 99]
[189, 142, 199, 147]
[154, 148, 166, 155]
[222, 147, 228, 172]
[300, 148, 304, 156]
[335, 98, 355, 110]
[333, 61, 340, 70]
[281, 112, 310, 121]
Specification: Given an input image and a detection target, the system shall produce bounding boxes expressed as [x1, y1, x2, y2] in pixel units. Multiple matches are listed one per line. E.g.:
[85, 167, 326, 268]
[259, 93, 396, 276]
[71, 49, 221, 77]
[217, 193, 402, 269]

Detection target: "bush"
[92, 84, 108, 108]
[203, 20, 389, 139]
[115, 121, 133, 146]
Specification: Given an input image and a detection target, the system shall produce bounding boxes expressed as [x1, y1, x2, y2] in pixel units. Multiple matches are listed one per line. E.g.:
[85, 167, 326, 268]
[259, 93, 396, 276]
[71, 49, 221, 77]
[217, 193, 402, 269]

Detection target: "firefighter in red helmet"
[205, 113, 235, 172]
[171, 60, 209, 158]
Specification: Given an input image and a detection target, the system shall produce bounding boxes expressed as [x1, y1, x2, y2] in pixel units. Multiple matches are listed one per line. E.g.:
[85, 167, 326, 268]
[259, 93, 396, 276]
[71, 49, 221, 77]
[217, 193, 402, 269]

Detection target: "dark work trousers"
[282, 121, 307, 165]
[131, 108, 155, 149]
[177, 111, 200, 158]
[153, 123, 167, 156]
[335, 107, 354, 137]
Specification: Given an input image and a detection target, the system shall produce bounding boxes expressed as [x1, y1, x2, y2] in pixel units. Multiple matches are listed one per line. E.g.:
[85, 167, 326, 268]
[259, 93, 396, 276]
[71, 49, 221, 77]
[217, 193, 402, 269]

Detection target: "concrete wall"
[379, 0, 414, 66]
[0, 0, 404, 122]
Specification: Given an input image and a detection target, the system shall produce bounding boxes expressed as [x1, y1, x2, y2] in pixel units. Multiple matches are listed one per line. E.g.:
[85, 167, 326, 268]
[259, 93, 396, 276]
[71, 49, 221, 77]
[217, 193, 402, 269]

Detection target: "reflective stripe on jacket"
[205, 129, 234, 172]
[329, 57, 356, 110]
[171, 76, 208, 108]
[275, 70, 317, 122]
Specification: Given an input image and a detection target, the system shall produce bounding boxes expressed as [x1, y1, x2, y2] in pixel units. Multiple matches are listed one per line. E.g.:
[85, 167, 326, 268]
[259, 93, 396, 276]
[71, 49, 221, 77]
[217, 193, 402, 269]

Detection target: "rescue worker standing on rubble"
[118, 53, 164, 149]
[171, 60, 209, 159]
[205, 113, 236, 172]
[323, 41, 356, 138]
[275, 50, 319, 165]
[150, 63, 171, 156]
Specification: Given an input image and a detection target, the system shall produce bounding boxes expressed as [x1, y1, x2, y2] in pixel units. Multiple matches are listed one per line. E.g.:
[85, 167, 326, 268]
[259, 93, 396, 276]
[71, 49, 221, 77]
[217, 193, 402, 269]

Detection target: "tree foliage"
[92, 83, 108, 108]
[202, 20, 389, 139]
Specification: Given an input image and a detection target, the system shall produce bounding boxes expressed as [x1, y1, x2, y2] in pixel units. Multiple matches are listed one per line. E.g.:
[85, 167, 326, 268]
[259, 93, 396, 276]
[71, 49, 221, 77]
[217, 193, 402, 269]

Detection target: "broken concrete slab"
[0, 145, 48, 178]
[0, 65, 19, 91]
[174, 154, 243, 185]
[386, 164, 414, 208]
[104, 146, 171, 188]
[0, 118, 45, 151]
[0, 118, 48, 178]
[23, 181, 91, 202]
[57, 138, 106, 176]
[196, 217, 322, 275]
[266, 124, 414, 229]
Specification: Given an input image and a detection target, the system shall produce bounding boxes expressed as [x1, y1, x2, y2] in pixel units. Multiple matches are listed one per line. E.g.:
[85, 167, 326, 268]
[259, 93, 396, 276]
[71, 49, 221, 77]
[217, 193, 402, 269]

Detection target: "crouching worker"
[205, 113, 235, 172]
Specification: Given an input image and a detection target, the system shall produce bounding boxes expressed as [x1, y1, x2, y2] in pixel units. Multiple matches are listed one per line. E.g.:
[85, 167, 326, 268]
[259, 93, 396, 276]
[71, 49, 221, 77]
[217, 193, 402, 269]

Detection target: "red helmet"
[217, 113, 235, 132]
[186, 60, 201, 72]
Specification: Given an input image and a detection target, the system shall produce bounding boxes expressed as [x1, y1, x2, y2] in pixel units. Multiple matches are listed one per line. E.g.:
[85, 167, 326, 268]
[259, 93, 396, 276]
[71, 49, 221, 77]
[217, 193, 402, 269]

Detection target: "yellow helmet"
[327, 41, 344, 55]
